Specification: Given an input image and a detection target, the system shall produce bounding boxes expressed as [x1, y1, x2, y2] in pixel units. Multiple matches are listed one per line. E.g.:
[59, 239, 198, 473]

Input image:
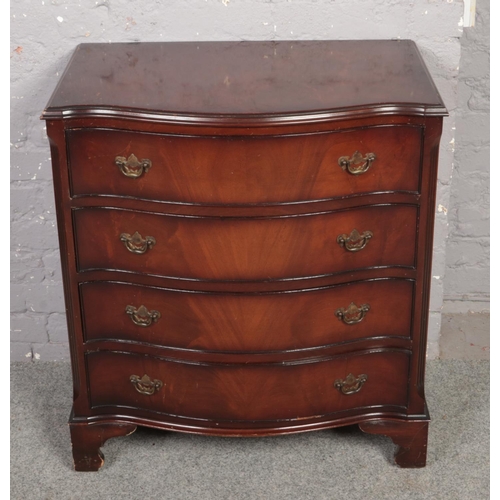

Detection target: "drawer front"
[87, 350, 409, 421]
[67, 126, 422, 204]
[81, 280, 414, 350]
[74, 205, 417, 280]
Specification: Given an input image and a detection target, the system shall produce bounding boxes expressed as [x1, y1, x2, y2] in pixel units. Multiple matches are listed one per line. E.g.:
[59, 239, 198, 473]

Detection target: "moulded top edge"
[41, 103, 448, 125]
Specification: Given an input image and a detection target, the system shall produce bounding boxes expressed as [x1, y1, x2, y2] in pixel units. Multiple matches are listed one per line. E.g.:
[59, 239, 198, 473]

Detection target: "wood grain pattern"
[74, 205, 418, 280]
[80, 279, 414, 351]
[87, 349, 410, 422]
[43, 40, 446, 470]
[67, 125, 422, 204]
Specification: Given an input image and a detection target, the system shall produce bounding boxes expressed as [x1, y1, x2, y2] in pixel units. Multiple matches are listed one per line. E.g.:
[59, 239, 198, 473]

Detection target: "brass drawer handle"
[337, 229, 373, 252]
[126, 305, 161, 327]
[120, 231, 156, 254]
[335, 302, 370, 325]
[130, 374, 163, 395]
[338, 151, 376, 175]
[115, 154, 152, 178]
[334, 373, 368, 395]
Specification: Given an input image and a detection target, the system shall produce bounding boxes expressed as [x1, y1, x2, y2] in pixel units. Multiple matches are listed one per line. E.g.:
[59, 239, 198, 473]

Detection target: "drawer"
[67, 126, 422, 204]
[80, 279, 414, 350]
[87, 350, 410, 421]
[74, 205, 418, 280]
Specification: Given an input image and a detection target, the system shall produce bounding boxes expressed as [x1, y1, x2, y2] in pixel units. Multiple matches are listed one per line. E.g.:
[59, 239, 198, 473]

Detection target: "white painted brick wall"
[443, 0, 490, 312]
[10, 0, 465, 361]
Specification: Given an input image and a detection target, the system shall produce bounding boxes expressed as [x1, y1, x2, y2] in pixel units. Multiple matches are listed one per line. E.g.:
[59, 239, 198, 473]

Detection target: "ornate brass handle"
[126, 305, 161, 327]
[120, 231, 156, 254]
[115, 154, 152, 178]
[337, 229, 373, 252]
[335, 302, 370, 325]
[334, 373, 368, 395]
[338, 151, 376, 175]
[130, 374, 163, 395]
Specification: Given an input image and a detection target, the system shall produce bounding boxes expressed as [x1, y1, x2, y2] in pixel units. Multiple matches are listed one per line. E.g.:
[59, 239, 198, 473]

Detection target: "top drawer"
[66, 126, 422, 205]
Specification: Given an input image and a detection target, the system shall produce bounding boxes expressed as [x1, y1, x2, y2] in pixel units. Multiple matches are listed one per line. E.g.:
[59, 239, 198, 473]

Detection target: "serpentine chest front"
[42, 40, 446, 470]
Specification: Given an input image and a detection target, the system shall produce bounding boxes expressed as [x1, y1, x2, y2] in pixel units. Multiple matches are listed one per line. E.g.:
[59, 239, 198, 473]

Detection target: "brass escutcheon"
[115, 154, 152, 178]
[130, 374, 163, 396]
[120, 231, 156, 254]
[126, 305, 161, 327]
[337, 228, 373, 252]
[335, 302, 370, 325]
[338, 151, 376, 175]
[334, 373, 368, 395]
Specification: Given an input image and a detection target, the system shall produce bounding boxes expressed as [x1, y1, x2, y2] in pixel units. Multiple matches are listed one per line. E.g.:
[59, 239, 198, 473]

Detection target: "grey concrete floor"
[10, 359, 490, 500]
[440, 312, 490, 360]
[11, 312, 490, 499]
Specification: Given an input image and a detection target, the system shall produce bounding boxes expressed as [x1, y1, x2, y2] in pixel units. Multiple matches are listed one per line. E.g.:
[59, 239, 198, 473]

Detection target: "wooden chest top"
[42, 40, 447, 123]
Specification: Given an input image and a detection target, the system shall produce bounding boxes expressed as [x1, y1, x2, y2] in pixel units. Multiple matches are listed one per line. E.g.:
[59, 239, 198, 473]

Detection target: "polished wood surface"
[69, 421, 137, 472]
[80, 279, 414, 350]
[67, 125, 422, 204]
[74, 205, 418, 280]
[43, 40, 446, 470]
[87, 350, 410, 421]
[359, 419, 429, 468]
[43, 41, 446, 122]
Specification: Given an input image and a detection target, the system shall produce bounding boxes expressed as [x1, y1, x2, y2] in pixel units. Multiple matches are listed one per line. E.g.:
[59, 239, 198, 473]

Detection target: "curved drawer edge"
[76, 267, 418, 292]
[72, 200, 419, 219]
[86, 346, 412, 367]
[76, 266, 418, 287]
[83, 338, 413, 364]
[70, 191, 421, 213]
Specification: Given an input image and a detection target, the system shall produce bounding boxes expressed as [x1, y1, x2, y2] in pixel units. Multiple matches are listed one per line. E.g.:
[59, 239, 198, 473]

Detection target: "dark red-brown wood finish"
[42, 40, 446, 471]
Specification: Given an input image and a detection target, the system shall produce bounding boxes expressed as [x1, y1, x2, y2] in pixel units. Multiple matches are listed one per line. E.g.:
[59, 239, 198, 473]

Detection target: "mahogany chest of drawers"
[42, 40, 446, 471]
